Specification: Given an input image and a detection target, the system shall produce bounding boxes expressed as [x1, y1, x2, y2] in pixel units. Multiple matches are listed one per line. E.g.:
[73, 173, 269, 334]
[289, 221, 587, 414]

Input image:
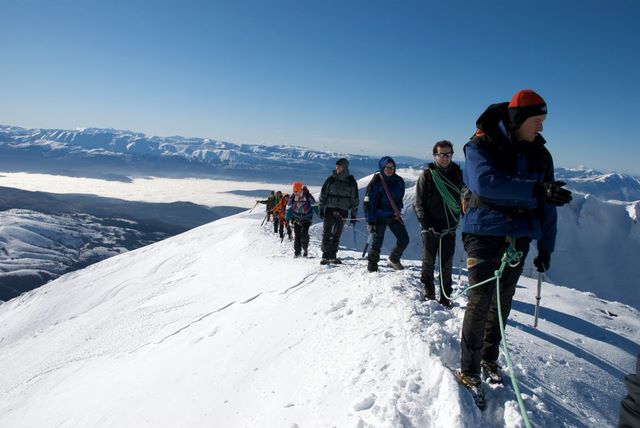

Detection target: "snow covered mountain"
[0, 187, 243, 301]
[0, 125, 423, 184]
[555, 167, 640, 202]
[2, 124, 638, 198]
[0, 199, 637, 427]
[0, 209, 168, 301]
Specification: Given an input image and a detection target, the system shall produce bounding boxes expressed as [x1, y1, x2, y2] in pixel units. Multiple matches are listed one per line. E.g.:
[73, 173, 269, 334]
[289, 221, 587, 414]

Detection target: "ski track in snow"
[0, 210, 637, 427]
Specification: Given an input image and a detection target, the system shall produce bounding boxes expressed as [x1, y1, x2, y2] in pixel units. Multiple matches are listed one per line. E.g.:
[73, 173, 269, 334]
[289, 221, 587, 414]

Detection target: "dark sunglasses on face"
[435, 152, 453, 159]
[384, 165, 395, 171]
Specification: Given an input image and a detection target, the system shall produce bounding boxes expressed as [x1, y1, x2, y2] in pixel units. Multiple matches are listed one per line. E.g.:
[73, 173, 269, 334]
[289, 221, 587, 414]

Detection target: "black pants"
[421, 231, 455, 301]
[368, 217, 409, 264]
[278, 219, 291, 239]
[460, 234, 530, 376]
[273, 216, 279, 233]
[293, 220, 311, 254]
[321, 210, 345, 259]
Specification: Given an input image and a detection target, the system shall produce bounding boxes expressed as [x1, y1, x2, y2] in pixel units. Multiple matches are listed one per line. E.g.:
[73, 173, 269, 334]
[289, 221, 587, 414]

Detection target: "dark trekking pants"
[421, 231, 455, 301]
[368, 217, 409, 264]
[273, 216, 279, 233]
[321, 209, 346, 259]
[460, 234, 530, 376]
[293, 220, 311, 255]
[278, 219, 291, 239]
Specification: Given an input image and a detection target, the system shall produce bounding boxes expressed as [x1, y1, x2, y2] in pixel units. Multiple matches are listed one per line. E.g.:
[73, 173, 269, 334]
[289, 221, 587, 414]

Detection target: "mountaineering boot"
[294, 252, 301, 258]
[454, 369, 486, 410]
[424, 285, 436, 301]
[367, 261, 378, 272]
[439, 297, 452, 309]
[320, 258, 330, 265]
[330, 258, 342, 265]
[481, 360, 503, 385]
[303, 249, 308, 257]
[388, 258, 404, 270]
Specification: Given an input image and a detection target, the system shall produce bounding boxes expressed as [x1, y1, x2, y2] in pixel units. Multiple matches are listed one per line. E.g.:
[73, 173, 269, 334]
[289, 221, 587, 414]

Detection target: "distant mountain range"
[2, 124, 639, 199]
[0, 124, 424, 184]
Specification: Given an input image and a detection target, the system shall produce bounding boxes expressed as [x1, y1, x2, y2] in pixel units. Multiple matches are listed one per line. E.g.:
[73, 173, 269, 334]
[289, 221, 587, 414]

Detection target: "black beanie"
[336, 158, 349, 168]
[508, 89, 547, 129]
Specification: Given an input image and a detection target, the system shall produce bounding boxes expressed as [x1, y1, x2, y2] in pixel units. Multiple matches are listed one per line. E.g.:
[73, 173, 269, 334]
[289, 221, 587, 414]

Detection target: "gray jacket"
[319, 169, 359, 217]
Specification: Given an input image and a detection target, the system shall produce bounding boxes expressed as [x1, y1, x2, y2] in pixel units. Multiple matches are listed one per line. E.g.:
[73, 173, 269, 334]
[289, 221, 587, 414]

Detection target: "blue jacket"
[365, 156, 405, 223]
[461, 103, 558, 252]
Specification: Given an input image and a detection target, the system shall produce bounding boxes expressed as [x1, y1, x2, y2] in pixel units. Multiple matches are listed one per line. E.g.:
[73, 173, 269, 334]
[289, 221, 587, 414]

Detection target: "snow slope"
[0, 206, 638, 427]
[0, 208, 169, 301]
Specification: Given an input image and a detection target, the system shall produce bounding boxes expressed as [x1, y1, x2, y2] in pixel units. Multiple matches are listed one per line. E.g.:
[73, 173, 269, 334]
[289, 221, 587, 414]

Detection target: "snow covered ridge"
[555, 167, 640, 202]
[0, 208, 637, 427]
[0, 124, 423, 183]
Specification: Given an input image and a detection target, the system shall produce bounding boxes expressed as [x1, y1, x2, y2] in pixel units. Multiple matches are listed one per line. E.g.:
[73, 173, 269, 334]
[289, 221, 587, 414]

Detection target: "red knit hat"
[508, 89, 547, 128]
[292, 181, 303, 193]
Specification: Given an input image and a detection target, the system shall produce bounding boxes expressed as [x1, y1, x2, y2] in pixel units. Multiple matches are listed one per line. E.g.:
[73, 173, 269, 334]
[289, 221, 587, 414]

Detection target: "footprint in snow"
[353, 394, 376, 411]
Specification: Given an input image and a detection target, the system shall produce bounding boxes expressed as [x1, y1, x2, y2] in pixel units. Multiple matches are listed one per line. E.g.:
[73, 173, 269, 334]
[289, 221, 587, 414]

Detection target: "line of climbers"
[253, 89, 594, 420]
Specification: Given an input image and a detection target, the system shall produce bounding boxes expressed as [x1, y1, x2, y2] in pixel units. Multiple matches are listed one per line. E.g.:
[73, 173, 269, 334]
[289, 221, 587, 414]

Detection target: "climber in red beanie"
[454, 89, 572, 408]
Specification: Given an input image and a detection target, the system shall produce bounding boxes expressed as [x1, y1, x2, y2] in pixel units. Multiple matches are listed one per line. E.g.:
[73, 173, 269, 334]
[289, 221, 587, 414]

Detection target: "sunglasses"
[384, 165, 395, 171]
[435, 152, 453, 159]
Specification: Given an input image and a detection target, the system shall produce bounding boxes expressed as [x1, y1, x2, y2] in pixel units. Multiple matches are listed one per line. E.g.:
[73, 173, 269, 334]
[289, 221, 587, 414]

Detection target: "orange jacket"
[272, 196, 289, 220]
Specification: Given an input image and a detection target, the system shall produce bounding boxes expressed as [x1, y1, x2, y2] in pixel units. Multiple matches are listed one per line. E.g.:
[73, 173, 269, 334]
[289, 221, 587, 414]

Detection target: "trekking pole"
[249, 201, 260, 213]
[260, 212, 269, 227]
[533, 271, 544, 328]
[352, 223, 357, 247]
[362, 229, 373, 258]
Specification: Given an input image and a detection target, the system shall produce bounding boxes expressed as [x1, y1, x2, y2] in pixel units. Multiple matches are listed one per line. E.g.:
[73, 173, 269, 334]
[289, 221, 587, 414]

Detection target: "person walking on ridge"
[318, 158, 359, 265]
[286, 181, 318, 257]
[414, 140, 463, 307]
[364, 156, 409, 272]
[455, 89, 572, 399]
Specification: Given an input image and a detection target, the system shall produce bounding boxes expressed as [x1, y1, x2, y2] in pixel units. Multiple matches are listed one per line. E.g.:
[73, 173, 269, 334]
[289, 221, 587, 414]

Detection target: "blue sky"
[2, 0, 639, 174]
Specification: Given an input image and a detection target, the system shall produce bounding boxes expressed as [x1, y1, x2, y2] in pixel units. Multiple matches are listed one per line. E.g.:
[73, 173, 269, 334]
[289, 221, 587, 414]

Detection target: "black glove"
[533, 250, 551, 272]
[350, 215, 357, 226]
[534, 181, 573, 206]
[318, 208, 325, 220]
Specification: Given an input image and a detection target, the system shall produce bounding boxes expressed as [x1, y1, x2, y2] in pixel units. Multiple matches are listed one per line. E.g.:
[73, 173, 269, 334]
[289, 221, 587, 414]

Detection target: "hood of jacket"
[471, 102, 548, 172]
[378, 156, 396, 174]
